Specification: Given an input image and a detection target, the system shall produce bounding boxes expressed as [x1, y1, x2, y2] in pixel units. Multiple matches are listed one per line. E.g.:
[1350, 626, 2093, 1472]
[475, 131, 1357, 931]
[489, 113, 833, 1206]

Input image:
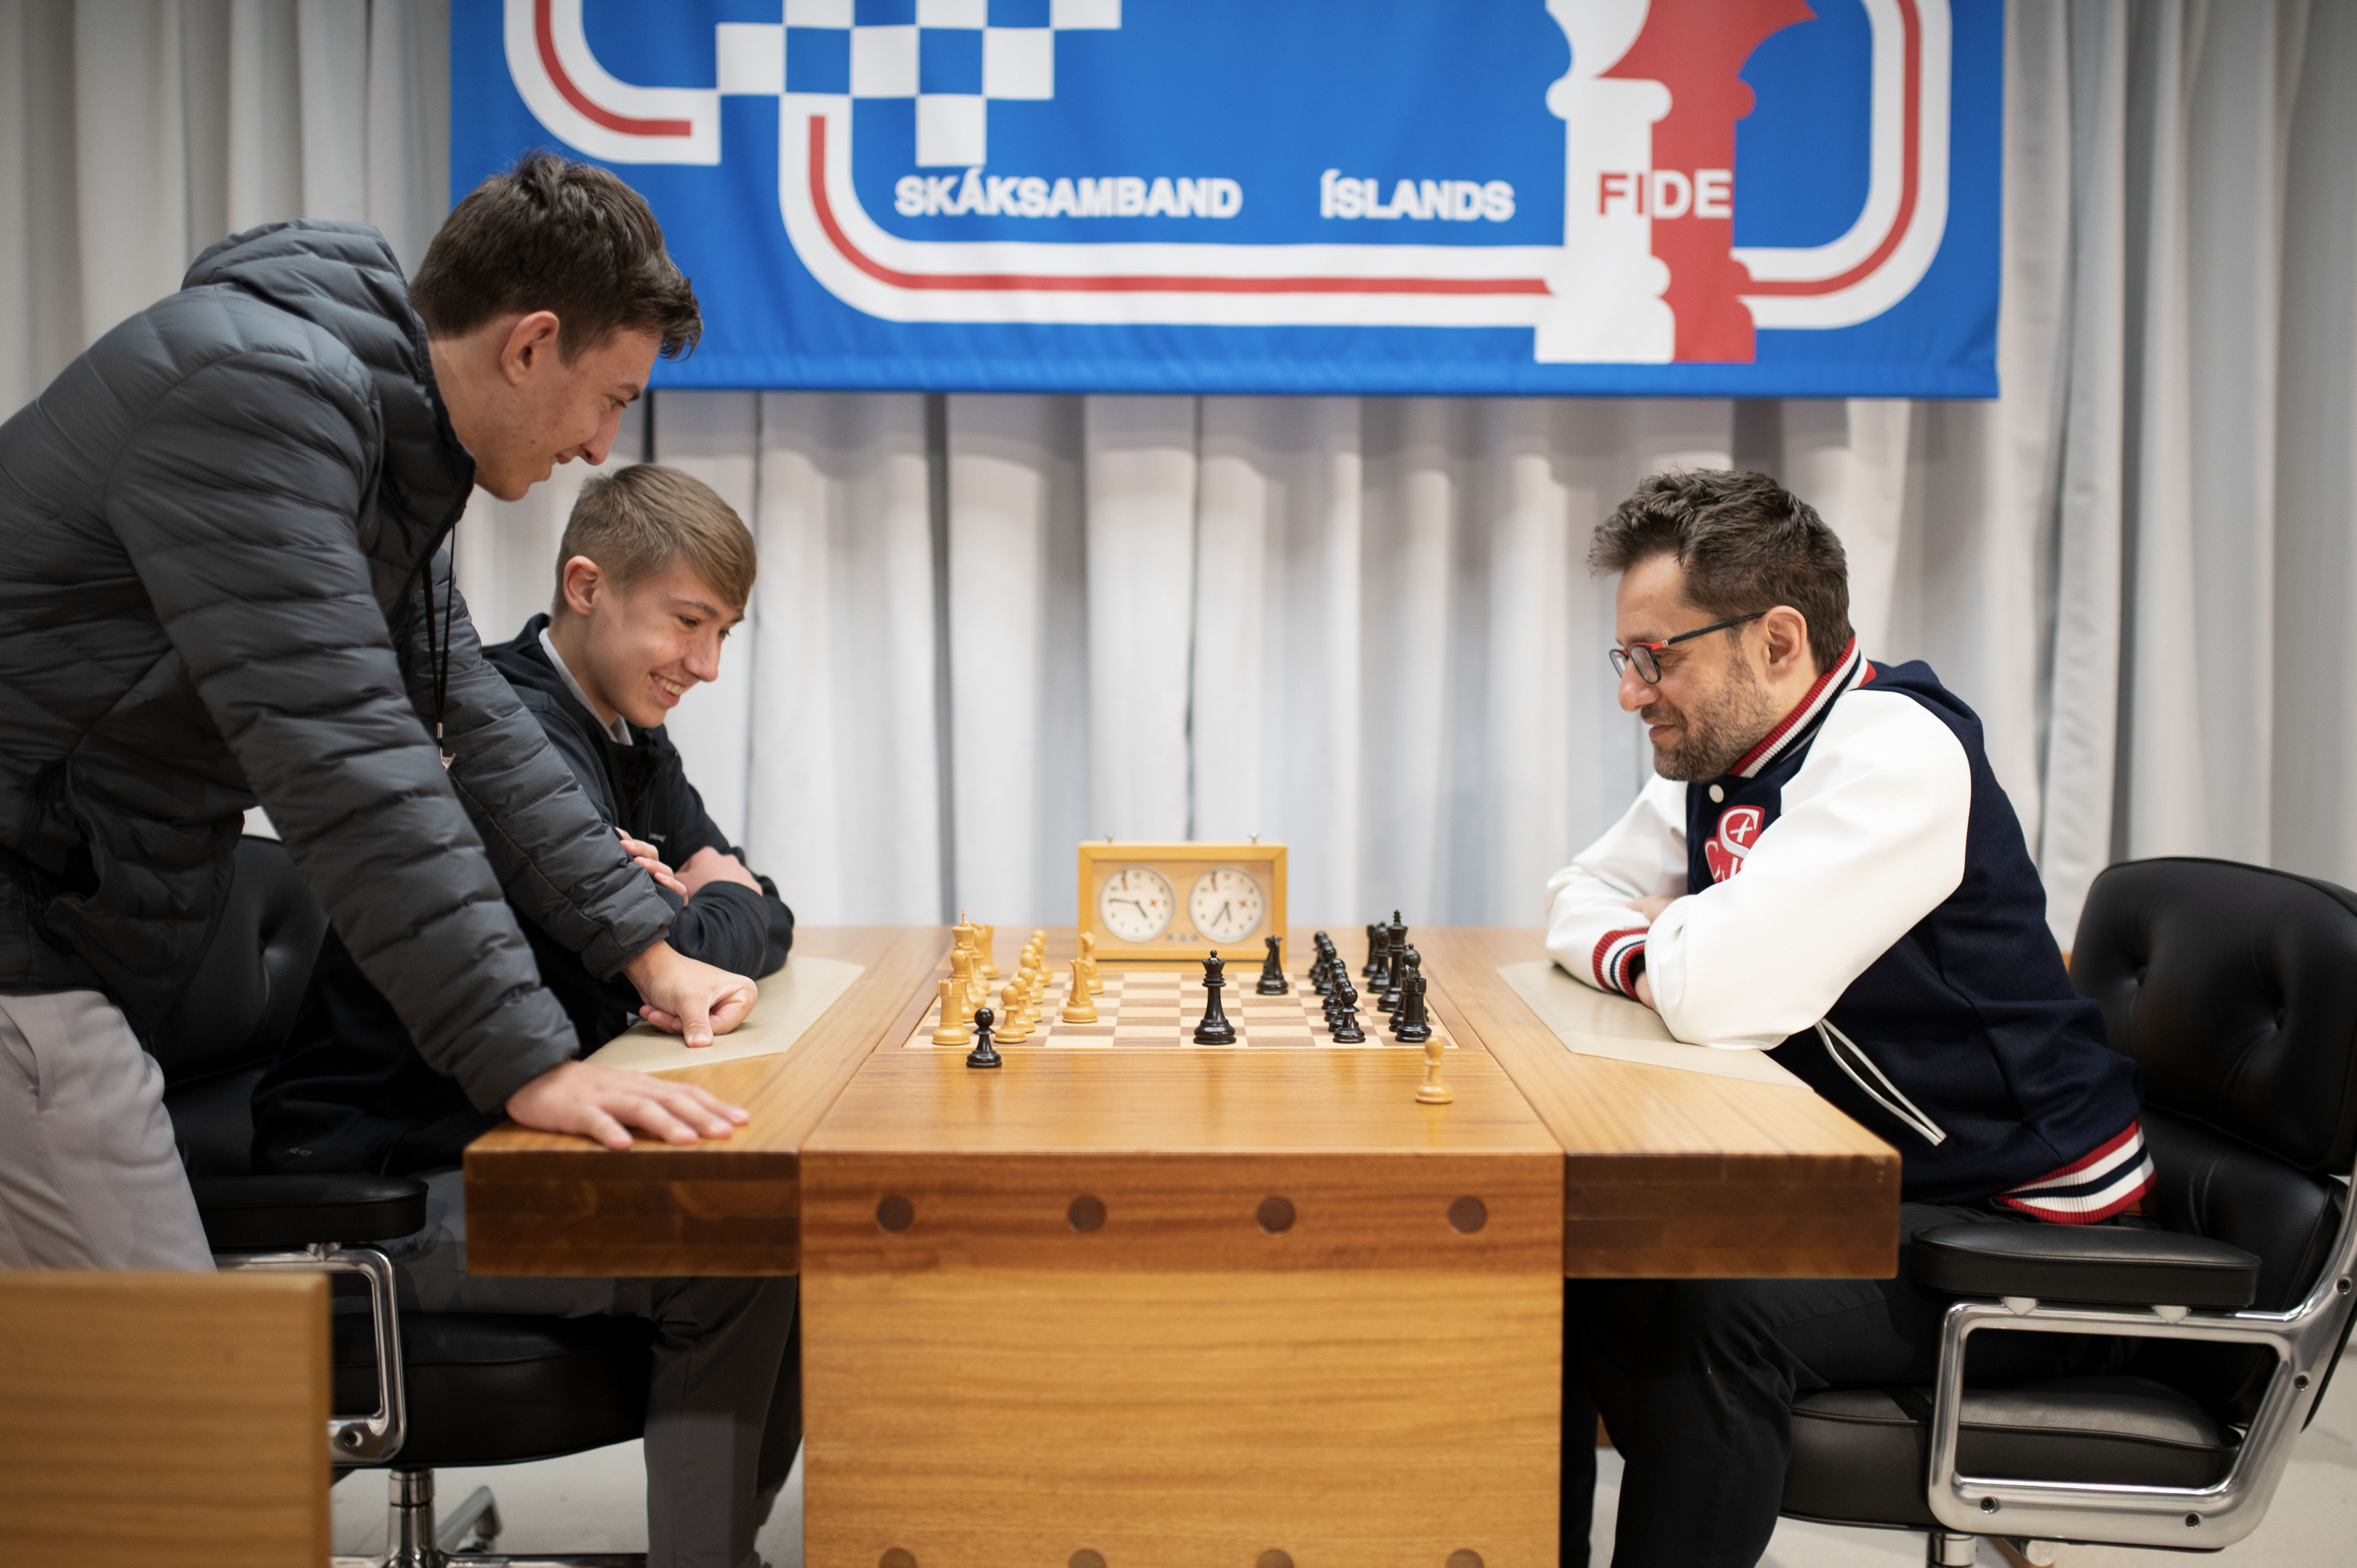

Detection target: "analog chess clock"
[1078, 841, 1288, 965]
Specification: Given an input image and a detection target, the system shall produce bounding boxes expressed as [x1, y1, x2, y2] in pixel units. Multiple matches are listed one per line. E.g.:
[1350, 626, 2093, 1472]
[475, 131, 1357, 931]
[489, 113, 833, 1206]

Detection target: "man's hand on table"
[1624, 895, 1674, 1011]
[624, 939, 759, 1045]
[507, 1059, 749, 1150]
[500, 939, 762, 1149]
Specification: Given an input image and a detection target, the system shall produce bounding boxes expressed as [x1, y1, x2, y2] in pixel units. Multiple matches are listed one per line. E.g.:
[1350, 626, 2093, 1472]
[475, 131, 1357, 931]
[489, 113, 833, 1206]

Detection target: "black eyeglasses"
[1608, 612, 1766, 685]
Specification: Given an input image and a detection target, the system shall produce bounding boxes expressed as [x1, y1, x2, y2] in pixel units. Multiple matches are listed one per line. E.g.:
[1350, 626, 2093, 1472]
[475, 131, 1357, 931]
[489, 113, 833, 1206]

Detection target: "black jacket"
[0, 221, 673, 1109]
[252, 614, 792, 1174]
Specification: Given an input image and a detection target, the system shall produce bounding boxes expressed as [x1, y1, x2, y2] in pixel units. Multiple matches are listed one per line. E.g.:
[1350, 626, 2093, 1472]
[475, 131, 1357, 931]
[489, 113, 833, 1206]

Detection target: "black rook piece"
[1193, 951, 1238, 1045]
[1394, 948, 1433, 1044]
[1256, 934, 1289, 994]
[965, 1006, 1001, 1069]
[1378, 911, 1409, 1013]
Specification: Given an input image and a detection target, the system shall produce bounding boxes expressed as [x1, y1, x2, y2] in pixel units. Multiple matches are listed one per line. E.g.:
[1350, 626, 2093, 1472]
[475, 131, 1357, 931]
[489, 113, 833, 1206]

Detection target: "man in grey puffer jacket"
[1, 155, 795, 1566]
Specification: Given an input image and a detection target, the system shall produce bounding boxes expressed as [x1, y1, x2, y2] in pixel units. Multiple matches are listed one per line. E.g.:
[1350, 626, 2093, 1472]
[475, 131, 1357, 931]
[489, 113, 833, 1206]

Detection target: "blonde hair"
[553, 464, 755, 617]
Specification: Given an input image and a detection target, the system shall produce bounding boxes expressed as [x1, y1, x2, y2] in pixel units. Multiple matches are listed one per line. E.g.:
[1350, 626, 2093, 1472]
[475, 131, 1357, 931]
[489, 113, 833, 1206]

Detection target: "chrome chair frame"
[1925, 1191, 2357, 1550]
[216, 1241, 407, 1462]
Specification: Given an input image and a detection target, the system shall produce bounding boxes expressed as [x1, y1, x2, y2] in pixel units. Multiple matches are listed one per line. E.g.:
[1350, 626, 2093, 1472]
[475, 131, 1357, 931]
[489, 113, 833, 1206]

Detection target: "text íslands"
[1320, 171, 1516, 222]
[894, 172, 1244, 219]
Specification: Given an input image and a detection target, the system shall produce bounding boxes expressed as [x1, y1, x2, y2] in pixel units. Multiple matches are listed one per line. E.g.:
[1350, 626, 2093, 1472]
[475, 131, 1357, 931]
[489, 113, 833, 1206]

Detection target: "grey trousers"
[0, 989, 214, 1271]
[391, 1170, 798, 1568]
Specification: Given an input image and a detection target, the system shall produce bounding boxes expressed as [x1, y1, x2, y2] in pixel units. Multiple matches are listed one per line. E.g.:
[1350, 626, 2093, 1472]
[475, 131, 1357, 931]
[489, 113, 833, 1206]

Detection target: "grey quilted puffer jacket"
[0, 221, 674, 1110]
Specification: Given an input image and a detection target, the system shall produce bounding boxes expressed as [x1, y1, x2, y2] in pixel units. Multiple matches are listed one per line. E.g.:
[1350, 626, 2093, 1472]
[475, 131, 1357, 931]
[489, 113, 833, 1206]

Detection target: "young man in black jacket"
[254, 464, 797, 1568]
[255, 463, 793, 1172]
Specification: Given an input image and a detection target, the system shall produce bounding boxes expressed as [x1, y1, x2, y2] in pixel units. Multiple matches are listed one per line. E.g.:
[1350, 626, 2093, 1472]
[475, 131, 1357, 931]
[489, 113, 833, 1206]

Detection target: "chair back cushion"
[2072, 857, 2357, 1176]
[150, 837, 327, 1084]
[153, 837, 327, 1177]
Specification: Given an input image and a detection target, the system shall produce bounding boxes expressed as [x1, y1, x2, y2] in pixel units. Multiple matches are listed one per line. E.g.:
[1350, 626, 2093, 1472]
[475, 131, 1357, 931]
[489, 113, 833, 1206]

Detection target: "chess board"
[901, 966, 1456, 1050]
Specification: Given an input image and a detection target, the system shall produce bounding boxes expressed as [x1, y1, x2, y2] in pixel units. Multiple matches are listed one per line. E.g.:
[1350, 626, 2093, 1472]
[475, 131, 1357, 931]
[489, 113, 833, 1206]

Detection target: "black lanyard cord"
[424, 549, 457, 769]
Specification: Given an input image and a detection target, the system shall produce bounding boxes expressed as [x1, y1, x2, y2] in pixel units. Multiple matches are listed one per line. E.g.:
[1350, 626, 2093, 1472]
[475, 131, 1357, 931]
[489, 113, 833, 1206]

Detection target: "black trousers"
[1562, 1202, 2133, 1568]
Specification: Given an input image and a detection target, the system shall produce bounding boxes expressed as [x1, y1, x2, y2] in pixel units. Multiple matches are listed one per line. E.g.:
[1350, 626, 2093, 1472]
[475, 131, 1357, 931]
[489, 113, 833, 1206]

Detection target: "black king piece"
[1193, 950, 1239, 1044]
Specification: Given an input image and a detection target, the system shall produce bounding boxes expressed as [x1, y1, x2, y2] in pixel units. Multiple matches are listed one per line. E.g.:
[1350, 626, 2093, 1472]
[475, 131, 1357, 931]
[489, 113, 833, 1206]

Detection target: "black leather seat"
[1782, 856, 2357, 1558]
[333, 1310, 652, 1468]
[151, 836, 667, 1563]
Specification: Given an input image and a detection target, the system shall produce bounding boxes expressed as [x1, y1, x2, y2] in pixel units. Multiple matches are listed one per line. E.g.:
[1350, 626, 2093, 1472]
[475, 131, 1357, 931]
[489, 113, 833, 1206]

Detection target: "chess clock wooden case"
[1078, 842, 1288, 965]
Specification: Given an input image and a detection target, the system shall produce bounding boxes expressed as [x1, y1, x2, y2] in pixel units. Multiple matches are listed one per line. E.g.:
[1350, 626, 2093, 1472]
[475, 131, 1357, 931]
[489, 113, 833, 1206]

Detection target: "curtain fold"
[6, 0, 2350, 939]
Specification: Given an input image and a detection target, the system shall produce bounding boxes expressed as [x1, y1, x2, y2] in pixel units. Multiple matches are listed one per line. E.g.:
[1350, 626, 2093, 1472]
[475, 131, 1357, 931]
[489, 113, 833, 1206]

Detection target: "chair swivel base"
[331, 1467, 646, 1568]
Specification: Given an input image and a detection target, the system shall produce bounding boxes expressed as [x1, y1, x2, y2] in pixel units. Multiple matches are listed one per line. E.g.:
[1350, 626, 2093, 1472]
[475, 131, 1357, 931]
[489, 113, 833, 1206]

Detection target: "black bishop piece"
[1193, 951, 1238, 1044]
[1256, 934, 1289, 995]
[965, 1006, 1001, 1069]
[1392, 947, 1433, 1044]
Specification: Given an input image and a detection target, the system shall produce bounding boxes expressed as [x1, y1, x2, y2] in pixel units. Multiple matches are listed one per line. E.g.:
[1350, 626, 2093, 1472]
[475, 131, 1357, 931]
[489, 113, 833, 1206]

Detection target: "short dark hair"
[410, 152, 701, 360]
[1589, 469, 1853, 671]
[555, 464, 756, 618]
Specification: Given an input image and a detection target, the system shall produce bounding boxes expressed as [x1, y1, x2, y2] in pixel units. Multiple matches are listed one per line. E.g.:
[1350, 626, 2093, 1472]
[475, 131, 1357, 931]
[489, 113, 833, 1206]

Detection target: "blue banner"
[451, 1, 2001, 397]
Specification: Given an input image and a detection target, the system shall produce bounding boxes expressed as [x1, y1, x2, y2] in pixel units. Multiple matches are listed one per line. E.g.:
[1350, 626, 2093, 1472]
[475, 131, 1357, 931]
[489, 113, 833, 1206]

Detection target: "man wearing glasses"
[1545, 470, 2148, 1568]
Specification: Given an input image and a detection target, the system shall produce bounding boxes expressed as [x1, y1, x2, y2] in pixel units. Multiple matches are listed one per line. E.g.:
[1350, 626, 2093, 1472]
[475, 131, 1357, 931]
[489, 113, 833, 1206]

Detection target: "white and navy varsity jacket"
[1545, 641, 2154, 1222]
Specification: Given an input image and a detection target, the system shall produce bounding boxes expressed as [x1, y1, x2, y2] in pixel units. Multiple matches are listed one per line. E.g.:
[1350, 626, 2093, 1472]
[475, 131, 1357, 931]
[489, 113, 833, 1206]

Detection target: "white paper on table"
[584, 954, 867, 1074]
[1495, 959, 1806, 1088]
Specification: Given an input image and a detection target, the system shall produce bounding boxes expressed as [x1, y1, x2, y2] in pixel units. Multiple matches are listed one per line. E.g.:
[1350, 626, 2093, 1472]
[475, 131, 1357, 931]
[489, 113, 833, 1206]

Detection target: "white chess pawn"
[995, 979, 1032, 1044]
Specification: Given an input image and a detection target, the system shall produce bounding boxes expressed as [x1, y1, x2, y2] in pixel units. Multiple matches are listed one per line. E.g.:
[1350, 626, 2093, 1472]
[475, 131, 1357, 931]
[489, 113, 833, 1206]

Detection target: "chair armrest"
[190, 1175, 429, 1251]
[1914, 1222, 2259, 1309]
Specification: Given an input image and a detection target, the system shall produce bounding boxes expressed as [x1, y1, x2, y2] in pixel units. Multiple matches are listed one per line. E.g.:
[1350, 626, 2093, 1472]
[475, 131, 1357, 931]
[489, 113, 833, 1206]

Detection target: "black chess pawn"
[1363, 922, 1385, 982]
[1256, 934, 1289, 995]
[965, 1006, 1001, 1069]
[1378, 912, 1409, 1013]
[1193, 951, 1238, 1044]
[1328, 975, 1366, 1043]
[1394, 949, 1433, 1044]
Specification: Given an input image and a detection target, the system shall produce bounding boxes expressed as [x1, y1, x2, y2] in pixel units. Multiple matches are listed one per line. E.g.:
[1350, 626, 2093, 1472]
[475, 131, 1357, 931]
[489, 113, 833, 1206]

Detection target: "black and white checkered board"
[903, 968, 1454, 1050]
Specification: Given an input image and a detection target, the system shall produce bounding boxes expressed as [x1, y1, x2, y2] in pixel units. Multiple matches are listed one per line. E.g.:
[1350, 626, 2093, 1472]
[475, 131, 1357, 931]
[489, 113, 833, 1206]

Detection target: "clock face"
[1188, 867, 1266, 944]
[1097, 866, 1176, 942]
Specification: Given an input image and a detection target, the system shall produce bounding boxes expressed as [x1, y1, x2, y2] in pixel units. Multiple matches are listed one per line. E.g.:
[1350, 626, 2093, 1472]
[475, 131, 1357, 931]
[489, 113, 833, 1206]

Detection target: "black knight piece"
[1363, 922, 1385, 983]
[1256, 934, 1289, 994]
[1193, 951, 1238, 1044]
[1311, 932, 1336, 995]
[1393, 948, 1433, 1044]
[965, 1006, 1002, 1069]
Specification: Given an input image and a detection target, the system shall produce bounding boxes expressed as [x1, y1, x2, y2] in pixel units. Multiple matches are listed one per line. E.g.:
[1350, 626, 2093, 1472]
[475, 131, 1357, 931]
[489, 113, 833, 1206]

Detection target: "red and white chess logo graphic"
[1703, 805, 1765, 883]
[502, 0, 1952, 359]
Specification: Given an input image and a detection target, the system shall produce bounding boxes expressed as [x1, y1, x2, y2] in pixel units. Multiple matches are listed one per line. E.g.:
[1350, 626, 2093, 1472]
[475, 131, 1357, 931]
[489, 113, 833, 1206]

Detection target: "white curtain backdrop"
[6, 0, 2355, 941]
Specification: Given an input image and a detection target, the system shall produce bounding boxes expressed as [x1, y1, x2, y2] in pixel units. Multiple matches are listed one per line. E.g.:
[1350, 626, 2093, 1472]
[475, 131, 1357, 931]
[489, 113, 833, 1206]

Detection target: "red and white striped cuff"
[1590, 927, 1648, 998]
[1998, 1120, 2157, 1225]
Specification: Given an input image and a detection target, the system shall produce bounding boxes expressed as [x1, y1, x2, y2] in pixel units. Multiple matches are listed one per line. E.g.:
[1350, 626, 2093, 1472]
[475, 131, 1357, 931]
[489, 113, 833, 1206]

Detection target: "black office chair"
[1779, 856, 2357, 1565]
[154, 836, 667, 1568]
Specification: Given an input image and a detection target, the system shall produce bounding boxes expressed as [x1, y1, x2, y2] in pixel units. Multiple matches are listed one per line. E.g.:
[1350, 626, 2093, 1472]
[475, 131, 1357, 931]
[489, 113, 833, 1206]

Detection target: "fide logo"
[1703, 805, 1765, 883]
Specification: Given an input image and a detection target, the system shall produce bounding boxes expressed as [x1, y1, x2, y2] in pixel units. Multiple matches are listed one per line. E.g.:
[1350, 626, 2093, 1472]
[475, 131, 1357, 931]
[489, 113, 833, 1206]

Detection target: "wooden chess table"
[468, 927, 1896, 1568]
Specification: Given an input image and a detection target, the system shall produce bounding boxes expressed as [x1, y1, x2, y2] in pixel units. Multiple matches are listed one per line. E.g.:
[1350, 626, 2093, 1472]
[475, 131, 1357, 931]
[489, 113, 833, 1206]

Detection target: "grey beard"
[1648, 665, 1780, 782]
